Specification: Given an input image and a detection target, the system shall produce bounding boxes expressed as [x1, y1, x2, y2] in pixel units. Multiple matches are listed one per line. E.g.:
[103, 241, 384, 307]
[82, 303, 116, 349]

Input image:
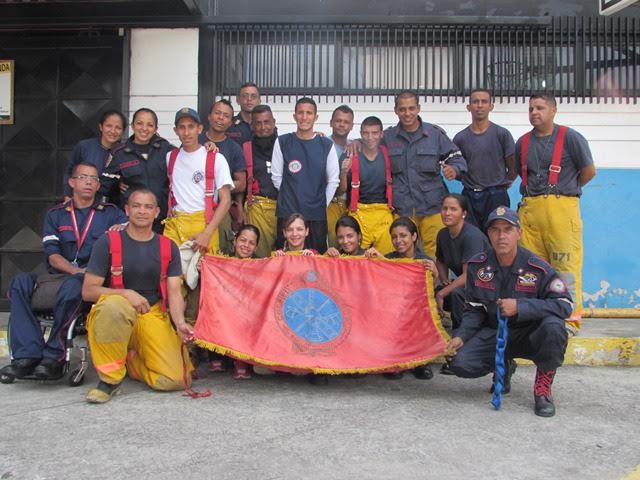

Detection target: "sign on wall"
[0, 60, 15, 125]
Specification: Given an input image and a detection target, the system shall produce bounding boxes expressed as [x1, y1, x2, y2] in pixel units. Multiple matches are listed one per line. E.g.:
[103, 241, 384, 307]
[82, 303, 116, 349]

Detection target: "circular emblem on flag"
[288, 160, 302, 174]
[275, 270, 351, 353]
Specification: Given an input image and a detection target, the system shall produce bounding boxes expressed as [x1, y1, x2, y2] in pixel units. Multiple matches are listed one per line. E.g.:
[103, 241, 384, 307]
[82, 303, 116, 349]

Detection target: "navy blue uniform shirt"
[42, 200, 127, 273]
[455, 246, 573, 342]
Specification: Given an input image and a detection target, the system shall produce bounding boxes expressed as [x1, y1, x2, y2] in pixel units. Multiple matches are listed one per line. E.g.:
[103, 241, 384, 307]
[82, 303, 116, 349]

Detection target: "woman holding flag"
[273, 213, 317, 256]
[325, 216, 366, 257]
[366, 216, 439, 380]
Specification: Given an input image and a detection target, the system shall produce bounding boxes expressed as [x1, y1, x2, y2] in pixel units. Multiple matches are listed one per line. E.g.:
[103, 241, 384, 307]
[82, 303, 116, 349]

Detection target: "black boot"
[32, 358, 64, 380]
[490, 359, 517, 394]
[0, 358, 40, 378]
[412, 364, 433, 380]
[533, 368, 556, 417]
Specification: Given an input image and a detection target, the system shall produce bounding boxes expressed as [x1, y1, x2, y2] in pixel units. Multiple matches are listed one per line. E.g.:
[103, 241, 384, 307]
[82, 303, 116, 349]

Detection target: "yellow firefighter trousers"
[518, 195, 583, 332]
[327, 198, 347, 249]
[406, 212, 445, 259]
[87, 295, 192, 390]
[163, 210, 220, 255]
[245, 196, 277, 259]
[349, 203, 395, 255]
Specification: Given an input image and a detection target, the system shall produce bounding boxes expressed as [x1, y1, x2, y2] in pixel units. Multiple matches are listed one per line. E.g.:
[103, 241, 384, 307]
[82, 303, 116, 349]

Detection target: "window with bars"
[200, 17, 640, 104]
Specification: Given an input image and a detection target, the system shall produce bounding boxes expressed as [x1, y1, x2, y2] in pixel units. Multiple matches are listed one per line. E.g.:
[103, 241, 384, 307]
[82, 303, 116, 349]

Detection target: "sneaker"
[233, 361, 252, 380]
[86, 381, 122, 404]
[208, 360, 226, 373]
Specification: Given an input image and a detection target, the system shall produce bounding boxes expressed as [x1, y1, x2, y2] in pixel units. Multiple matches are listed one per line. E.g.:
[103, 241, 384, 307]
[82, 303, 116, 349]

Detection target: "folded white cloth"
[178, 240, 202, 290]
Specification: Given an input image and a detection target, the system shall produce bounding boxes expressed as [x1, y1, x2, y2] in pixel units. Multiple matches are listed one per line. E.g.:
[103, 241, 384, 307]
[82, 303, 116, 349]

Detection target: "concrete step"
[1, 313, 639, 366]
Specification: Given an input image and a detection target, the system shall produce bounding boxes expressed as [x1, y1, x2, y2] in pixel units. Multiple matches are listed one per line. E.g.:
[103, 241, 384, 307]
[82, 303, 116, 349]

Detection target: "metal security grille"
[201, 16, 640, 103]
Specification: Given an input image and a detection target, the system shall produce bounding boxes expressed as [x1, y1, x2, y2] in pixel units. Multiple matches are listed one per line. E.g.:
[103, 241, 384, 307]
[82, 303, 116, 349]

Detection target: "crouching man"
[82, 189, 193, 403]
[447, 206, 572, 417]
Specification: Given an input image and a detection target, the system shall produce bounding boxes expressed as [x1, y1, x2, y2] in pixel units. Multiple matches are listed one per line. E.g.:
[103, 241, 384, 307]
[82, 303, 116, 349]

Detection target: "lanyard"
[70, 204, 96, 252]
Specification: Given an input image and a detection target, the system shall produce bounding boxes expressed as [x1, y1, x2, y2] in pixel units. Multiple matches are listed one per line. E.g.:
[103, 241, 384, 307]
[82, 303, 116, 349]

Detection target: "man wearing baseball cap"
[447, 206, 573, 417]
[162, 107, 234, 256]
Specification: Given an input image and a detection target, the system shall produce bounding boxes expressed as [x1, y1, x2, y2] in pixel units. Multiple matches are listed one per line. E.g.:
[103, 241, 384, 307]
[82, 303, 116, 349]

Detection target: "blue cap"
[485, 206, 521, 228]
[174, 107, 201, 125]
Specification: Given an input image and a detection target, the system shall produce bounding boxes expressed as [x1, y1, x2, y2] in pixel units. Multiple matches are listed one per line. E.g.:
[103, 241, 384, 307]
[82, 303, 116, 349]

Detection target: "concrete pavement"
[0, 362, 638, 480]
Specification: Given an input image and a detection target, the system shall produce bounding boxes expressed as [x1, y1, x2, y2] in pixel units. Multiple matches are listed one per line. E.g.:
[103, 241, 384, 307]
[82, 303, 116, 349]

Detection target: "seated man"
[0, 162, 126, 380]
[447, 206, 572, 417]
[82, 188, 193, 403]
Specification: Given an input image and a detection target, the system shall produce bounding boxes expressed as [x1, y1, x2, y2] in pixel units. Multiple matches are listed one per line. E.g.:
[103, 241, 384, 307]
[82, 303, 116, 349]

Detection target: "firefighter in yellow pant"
[82, 189, 194, 403]
[327, 198, 347, 249]
[515, 94, 596, 334]
[339, 116, 398, 255]
[245, 196, 277, 258]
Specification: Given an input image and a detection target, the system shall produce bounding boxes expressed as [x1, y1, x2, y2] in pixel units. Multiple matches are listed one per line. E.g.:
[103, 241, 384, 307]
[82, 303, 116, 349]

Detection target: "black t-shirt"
[436, 222, 490, 277]
[346, 151, 388, 204]
[86, 230, 182, 305]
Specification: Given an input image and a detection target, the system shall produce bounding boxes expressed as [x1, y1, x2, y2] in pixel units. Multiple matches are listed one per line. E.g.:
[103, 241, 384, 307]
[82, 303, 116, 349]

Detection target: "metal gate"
[0, 35, 124, 306]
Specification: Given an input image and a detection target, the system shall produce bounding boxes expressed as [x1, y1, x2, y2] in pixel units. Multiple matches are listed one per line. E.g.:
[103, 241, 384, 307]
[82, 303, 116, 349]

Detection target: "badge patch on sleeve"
[549, 277, 567, 294]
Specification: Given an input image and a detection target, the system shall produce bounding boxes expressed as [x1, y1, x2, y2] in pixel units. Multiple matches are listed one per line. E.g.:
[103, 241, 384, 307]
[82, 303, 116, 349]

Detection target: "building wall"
[128, 28, 199, 146]
[130, 28, 640, 309]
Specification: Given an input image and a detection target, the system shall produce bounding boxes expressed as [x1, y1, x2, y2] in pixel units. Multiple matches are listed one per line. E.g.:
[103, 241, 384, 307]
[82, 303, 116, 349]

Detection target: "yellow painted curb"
[0, 330, 8, 358]
[620, 464, 640, 480]
[565, 337, 640, 366]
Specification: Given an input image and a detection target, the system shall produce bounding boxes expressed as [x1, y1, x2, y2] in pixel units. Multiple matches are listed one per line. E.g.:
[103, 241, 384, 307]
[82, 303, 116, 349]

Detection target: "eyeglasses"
[239, 93, 259, 100]
[72, 174, 100, 183]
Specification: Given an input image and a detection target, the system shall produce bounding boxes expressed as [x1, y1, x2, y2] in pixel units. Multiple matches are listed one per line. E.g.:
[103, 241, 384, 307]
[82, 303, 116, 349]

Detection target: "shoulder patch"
[548, 277, 568, 294]
[468, 251, 488, 264]
[527, 256, 551, 273]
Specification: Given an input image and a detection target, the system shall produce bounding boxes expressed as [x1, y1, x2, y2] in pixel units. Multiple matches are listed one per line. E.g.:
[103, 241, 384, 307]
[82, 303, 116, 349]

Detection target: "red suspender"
[548, 126, 568, 185]
[520, 125, 568, 189]
[204, 150, 218, 224]
[242, 141, 256, 205]
[167, 148, 180, 216]
[158, 235, 172, 312]
[380, 145, 394, 211]
[107, 230, 124, 289]
[168, 148, 218, 223]
[108, 230, 172, 312]
[348, 152, 360, 212]
[348, 147, 393, 212]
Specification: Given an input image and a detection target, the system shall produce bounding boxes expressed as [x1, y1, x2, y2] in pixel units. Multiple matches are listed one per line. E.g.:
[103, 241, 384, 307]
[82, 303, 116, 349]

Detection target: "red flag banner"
[194, 255, 449, 374]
